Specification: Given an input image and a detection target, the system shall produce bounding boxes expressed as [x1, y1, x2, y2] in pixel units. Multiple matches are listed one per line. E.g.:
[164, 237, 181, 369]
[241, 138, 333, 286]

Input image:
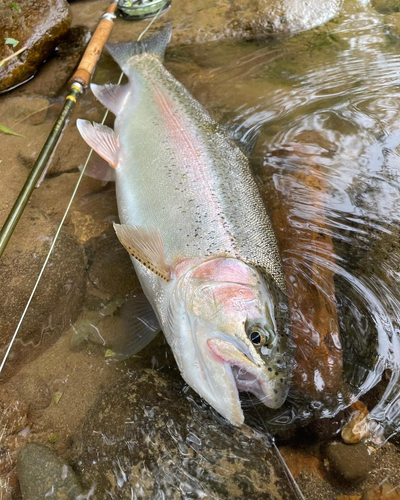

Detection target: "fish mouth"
[207, 337, 285, 416]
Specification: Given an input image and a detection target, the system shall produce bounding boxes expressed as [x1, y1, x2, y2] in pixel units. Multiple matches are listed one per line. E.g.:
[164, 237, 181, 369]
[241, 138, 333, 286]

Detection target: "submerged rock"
[0, 207, 86, 381]
[69, 369, 293, 499]
[323, 441, 374, 483]
[17, 443, 83, 500]
[0, 0, 71, 92]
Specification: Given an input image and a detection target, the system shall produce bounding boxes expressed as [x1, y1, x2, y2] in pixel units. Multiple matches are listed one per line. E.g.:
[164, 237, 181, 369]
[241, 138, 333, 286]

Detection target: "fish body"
[77, 26, 293, 426]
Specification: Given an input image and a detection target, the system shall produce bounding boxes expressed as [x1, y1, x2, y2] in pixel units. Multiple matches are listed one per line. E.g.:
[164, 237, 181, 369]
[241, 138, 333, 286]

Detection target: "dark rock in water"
[0, 207, 86, 381]
[322, 441, 374, 483]
[17, 443, 83, 499]
[69, 369, 293, 499]
[0, 0, 71, 92]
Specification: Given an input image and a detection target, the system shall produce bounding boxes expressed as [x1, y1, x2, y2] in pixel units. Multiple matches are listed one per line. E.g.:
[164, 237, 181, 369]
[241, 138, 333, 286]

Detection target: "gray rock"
[323, 441, 374, 483]
[69, 369, 294, 499]
[17, 443, 83, 499]
[0, 0, 71, 92]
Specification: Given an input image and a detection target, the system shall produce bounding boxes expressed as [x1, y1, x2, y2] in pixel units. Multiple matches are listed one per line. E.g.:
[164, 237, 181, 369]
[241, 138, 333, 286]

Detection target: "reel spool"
[117, 0, 171, 20]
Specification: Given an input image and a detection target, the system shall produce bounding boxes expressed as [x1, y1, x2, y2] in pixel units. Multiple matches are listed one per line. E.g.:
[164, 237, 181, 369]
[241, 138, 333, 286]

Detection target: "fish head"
[169, 257, 293, 426]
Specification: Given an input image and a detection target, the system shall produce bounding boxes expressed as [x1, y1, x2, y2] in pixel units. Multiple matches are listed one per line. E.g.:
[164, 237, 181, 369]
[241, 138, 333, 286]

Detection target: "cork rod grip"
[72, 1, 118, 88]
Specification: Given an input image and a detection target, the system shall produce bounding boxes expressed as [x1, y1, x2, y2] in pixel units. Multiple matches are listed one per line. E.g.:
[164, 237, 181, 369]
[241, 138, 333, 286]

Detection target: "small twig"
[0, 45, 28, 68]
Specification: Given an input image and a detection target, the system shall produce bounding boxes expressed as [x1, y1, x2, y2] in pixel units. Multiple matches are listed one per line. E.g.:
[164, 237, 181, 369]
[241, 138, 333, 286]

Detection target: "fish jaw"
[207, 338, 288, 409]
[185, 341, 245, 426]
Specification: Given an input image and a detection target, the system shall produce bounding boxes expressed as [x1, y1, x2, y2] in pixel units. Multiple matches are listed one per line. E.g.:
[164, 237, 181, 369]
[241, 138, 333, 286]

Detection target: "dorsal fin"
[114, 224, 172, 282]
[76, 119, 119, 168]
[90, 83, 129, 116]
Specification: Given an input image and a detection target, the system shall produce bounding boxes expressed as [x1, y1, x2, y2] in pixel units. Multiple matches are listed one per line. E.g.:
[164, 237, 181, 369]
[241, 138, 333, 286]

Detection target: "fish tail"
[106, 24, 172, 72]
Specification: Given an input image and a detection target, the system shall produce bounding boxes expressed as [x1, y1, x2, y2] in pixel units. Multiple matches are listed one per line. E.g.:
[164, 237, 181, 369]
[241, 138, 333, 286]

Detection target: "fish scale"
[116, 55, 286, 293]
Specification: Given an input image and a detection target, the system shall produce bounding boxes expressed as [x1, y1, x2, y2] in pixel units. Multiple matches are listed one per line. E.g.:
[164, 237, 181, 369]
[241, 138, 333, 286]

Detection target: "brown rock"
[342, 401, 370, 444]
[0, 0, 71, 92]
[323, 441, 374, 483]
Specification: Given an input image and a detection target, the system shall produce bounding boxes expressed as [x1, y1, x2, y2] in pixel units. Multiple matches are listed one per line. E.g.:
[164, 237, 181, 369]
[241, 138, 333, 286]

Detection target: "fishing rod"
[0, 0, 119, 258]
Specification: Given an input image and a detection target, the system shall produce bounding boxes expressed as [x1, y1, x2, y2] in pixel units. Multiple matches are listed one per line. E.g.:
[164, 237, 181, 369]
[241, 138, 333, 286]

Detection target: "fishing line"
[244, 391, 306, 500]
[0, 8, 164, 375]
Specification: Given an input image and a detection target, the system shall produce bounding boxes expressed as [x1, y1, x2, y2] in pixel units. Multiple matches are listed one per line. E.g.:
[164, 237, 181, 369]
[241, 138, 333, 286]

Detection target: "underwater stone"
[0, 0, 71, 92]
[0, 206, 87, 382]
[323, 441, 374, 483]
[68, 369, 294, 499]
[17, 443, 83, 500]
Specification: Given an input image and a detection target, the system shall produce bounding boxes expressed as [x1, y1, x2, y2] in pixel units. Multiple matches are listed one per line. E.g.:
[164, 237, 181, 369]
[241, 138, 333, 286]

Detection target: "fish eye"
[248, 326, 268, 348]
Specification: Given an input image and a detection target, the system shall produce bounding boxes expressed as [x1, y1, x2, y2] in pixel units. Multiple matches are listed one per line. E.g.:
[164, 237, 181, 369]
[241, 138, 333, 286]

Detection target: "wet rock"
[0, 207, 86, 381]
[323, 441, 374, 483]
[69, 369, 293, 499]
[0, 0, 71, 92]
[17, 443, 83, 499]
[13, 25, 91, 97]
[361, 483, 400, 499]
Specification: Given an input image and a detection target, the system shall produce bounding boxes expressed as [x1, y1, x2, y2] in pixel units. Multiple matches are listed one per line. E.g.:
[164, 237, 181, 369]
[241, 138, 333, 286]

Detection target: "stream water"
[2, 0, 400, 498]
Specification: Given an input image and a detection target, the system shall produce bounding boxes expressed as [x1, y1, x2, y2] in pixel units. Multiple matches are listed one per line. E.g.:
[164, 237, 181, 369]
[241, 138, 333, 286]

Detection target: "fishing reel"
[117, 0, 171, 20]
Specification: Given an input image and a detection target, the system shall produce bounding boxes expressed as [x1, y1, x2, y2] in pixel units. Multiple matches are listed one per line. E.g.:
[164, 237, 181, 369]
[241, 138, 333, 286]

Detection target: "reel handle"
[72, 0, 118, 88]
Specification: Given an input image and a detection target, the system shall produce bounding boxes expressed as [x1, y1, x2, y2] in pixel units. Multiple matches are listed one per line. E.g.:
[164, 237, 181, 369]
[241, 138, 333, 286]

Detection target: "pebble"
[342, 401, 370, 444]
[323, 441, 374, 483]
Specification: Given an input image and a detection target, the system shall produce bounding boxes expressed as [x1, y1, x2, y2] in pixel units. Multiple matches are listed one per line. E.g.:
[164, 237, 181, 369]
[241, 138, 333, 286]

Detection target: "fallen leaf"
[5, 37, 19, 48]
[0, 124, 24, 137]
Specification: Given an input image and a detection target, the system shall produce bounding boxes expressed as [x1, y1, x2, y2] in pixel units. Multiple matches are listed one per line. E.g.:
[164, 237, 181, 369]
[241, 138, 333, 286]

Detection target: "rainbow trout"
[77, 25, 293, 426]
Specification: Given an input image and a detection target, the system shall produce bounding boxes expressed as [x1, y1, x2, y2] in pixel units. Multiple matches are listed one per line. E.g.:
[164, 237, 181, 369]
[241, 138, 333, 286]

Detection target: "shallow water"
[2, 0, 400, 498]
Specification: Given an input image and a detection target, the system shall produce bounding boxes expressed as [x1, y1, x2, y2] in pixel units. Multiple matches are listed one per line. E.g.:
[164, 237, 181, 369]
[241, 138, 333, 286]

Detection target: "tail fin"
[106, 24, 172, 73]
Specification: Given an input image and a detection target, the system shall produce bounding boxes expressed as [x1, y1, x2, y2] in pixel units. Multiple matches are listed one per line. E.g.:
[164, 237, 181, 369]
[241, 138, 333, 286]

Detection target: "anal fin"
[77, 119, 119, 168]
[110, 293, 161, 360]
[114, 223, 172, 282]
[80, 153, 116, 182]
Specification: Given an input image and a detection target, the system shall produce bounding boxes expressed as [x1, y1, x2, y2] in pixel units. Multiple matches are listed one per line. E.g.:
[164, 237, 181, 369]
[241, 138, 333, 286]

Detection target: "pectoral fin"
[114, 223, 172, 282]
[76, 119, 119, 168]
[110, 293, 161, 360]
